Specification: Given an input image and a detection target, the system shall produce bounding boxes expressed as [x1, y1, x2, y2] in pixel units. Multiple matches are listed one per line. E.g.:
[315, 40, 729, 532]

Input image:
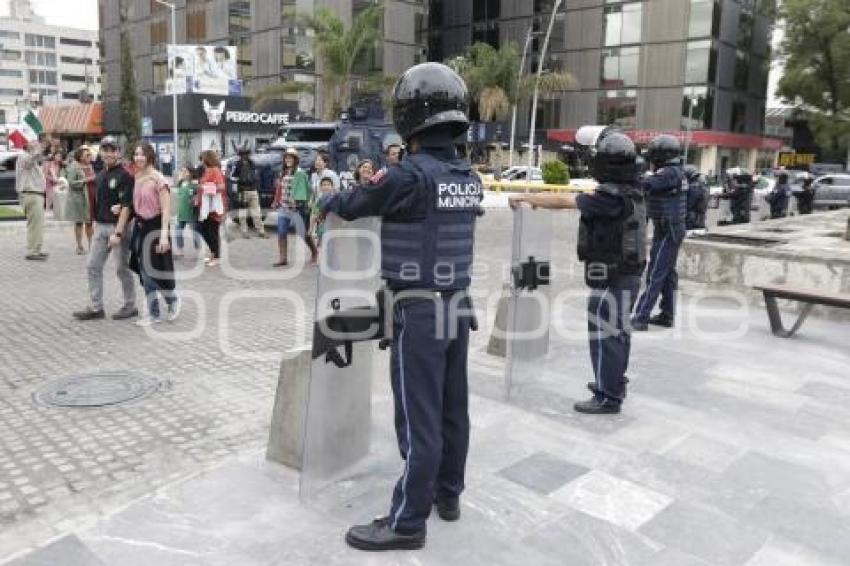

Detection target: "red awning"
[548, 128, 784, 151]
[38, 103, 103, 136]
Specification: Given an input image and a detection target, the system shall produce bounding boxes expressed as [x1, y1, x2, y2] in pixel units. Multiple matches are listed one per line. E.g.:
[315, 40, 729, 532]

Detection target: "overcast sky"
[1, 0, 97, 30]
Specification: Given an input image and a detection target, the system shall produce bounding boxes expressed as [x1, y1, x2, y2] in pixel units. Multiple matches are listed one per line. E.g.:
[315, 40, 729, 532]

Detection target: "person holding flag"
[12, 111, 47, 260]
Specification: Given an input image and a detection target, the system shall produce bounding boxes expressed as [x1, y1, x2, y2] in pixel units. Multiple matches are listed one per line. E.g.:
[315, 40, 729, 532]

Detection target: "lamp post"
[683, 90, 698, 165]
[154, 0, 178, 177]
[508, 27, 538, 168]
[527, 0, 563, 170]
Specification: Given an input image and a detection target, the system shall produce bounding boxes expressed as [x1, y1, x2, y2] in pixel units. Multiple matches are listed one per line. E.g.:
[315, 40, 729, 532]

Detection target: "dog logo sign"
[203, 99, 226, 126]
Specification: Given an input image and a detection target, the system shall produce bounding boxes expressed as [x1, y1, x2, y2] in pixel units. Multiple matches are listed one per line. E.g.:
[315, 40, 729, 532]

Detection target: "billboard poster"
[166, 45, 242, 96]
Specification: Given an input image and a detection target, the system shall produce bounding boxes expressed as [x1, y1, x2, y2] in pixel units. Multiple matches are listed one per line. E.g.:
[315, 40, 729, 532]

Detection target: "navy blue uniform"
[685, 178, 709, 230]
[634, 164, 686, 324]
[576, 191, 640, 403]
[765, 182, 791, 218]
[322, 133, 480, 535]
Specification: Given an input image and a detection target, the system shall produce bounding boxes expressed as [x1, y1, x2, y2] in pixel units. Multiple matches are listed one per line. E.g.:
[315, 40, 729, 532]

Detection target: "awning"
[548, 128, 784, 151]
[38, 103, 103, 136]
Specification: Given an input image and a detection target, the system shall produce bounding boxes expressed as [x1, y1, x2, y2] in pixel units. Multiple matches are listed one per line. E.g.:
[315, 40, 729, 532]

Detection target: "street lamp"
[527, 0, 563, 170]
[508, 27, 540, 168]
[154, 0, 178, 177]
[683, 90, 698, 165]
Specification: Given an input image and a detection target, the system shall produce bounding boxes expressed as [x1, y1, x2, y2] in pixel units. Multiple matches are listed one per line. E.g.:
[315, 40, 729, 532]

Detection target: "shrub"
[541, 159, 569, 185]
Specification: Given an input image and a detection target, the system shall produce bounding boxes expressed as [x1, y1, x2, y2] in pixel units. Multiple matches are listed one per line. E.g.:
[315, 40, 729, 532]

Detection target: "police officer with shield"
[719, 167, 755, 225]
[318, 62, 481, 551]
[684, 165, 709, 230]
[509, 132, 646, 414]
[631, 135, 687, 331]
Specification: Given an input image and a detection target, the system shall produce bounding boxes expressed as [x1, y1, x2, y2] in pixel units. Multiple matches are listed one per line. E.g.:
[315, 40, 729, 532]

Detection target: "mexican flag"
[8, 111, 44, 149]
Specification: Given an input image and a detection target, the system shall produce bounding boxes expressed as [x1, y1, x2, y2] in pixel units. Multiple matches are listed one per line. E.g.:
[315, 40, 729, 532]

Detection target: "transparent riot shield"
[299, 214, 384, 500]
[504, 207, 554, 398]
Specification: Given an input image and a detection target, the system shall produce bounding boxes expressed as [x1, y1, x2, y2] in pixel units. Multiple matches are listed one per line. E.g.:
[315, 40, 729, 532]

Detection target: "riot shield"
[299, 214, 385, 500]
[504, 207, 554, 398]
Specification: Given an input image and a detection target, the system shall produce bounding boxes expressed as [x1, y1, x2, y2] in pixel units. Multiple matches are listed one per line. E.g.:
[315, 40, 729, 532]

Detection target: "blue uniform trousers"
[634, 220, 686, 322]
[587, 276, 640, 402]
[388, 294, 471, 535]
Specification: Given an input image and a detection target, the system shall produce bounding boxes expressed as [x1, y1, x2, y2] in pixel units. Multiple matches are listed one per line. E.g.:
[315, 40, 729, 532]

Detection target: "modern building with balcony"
[429, 0, 782, 174]
[0, 0, 100, 126]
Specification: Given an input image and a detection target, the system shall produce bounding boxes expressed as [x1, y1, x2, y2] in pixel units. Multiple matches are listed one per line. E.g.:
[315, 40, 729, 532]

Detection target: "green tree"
[118, 0, 140, 151]
[312, 4, 385, 119]
[447, 42, 574, 121]
[777, 0, 850, 162]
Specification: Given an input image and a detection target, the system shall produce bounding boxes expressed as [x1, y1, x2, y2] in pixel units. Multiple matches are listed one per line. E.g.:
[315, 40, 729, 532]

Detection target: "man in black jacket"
[230, 146, 266, 238]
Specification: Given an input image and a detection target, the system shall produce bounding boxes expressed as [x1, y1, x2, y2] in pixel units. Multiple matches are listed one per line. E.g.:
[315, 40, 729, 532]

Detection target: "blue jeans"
[140, 268, 177, 319]
[174, 221, 202, 250]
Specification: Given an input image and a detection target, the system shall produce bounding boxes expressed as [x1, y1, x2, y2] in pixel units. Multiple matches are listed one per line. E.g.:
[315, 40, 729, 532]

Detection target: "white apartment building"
[0, 0, 100, 125]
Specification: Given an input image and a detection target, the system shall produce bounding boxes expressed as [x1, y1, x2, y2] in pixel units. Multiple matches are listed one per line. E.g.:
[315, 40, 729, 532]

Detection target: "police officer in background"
[765, 171, 792, 219]
[631, 135, 687, 331]
[509, 132, 646, 414]
[318, 62, 481, 551]
[684, 165, 709, 230]
[719, 167, 754, 225]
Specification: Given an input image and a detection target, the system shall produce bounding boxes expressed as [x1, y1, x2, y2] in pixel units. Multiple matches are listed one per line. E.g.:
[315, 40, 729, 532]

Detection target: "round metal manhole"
[33, 372, 167, 408]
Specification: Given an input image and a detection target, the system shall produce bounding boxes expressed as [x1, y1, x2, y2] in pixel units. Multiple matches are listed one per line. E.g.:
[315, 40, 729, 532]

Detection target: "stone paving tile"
[498, 451, 589, 495]
[6, 534, 106, 566]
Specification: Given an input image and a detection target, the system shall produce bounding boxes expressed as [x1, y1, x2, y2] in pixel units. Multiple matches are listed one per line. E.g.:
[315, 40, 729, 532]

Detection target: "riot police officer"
[796, 173, 816, 214]
[684, 165, 709, 230]
[510, 132, 646, 414]
[719, 167, 754, 224]
[765, 172, 792, 219]
[318, 62, 481, 551]
[631, 135, 687, 331]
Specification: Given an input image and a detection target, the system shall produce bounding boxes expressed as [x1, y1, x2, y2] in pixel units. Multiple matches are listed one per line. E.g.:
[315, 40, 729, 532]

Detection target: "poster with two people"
[166, 44, 242, 96]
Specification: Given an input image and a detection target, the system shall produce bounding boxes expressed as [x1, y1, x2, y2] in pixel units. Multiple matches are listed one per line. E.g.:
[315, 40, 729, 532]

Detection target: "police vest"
[576, 183, 647, 288]
[686, 179, 709, 229]
[380, 152, 481, 290]
[646, 164, 687, 222]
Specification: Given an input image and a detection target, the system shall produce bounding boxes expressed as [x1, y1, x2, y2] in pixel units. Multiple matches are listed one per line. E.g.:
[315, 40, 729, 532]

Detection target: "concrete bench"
[754, 284, 850, 338]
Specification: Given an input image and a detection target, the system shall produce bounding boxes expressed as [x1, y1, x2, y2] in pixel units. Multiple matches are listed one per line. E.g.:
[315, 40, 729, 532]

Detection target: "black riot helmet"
[592, 132, 637, 183]
[683, 164, 701, 182]
[392, 62, 470, 142]
[646, 134, 681, 167]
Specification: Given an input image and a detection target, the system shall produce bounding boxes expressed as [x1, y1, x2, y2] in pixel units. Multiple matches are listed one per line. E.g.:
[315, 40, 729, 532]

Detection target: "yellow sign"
[777, 152, 816, 167]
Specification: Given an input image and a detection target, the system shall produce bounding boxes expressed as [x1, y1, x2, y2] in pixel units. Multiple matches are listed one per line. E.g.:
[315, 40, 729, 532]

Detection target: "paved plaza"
[1, 209, 849, 565]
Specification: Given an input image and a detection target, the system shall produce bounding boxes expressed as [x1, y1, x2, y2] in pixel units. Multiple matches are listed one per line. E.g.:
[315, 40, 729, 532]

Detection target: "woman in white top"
[310, 150, 340, 194]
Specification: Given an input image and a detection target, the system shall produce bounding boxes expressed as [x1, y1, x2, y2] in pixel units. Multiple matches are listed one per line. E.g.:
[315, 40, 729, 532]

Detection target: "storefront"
[37, 102, 104, 152]
[103, 94, 299, 175]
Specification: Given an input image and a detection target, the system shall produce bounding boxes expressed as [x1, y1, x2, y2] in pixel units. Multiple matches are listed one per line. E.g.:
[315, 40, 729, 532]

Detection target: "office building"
[430, 0, 782, 173]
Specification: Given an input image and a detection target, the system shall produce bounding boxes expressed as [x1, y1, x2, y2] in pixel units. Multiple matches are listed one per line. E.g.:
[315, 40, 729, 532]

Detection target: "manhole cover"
[692, 234, 782, 247]
[33, 372, 166, 407]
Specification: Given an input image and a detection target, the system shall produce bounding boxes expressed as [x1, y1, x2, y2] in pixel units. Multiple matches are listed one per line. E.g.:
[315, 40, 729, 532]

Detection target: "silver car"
[811, 174, 850, 209]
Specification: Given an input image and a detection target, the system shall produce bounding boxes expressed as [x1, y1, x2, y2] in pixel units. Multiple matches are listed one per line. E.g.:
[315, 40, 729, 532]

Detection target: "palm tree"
[312, 4, 384, 119]
[448, 42, 573, 122]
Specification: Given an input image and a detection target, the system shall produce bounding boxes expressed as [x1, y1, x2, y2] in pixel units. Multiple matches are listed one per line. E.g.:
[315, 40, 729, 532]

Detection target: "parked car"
[0, 151, 23, 205]
[811, 174, 850, 209]
[497, 166, 544, 183]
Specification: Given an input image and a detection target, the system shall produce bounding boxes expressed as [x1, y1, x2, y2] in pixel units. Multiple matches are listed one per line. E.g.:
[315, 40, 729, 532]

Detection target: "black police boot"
[434, 497, 460, 522]
[649, 314, 674, 328]
[345, 517, 426, 551]
[574, 396, 621, 415]
[630, 317, 649, 331]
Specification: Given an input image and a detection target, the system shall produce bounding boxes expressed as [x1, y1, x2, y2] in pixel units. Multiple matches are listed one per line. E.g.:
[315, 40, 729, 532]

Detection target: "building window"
[61, 73, 87, 83]
[1, 49, 21, 61]
[59, 37, 93, 48]
[0, 88, 24, 96]
[0, 69, 22, 77]
[601, 46, 639, 88]
[472, 22, 499, 49]
[187, 0, 207, 43]
[233, 35, 253, 80]
[63, 92, 81, 100]
[688, 0, 720, 38]
[24, 34, 55, 49]
[429, 0, 443, 28]
[60, 56, 93, 65]
[30, 88, 58, 100]
[682, 86, 713, 129]
[730, 99, 746, 132]
[536, 98, 561, 130]
[473, 0, 500, 22]
[0, 30, 20, 40]
[29, 70, 57, 85]
[598, 89, 637, 129]
[153, 60, 167, 91]
[228, 1, 251, 34]
[734, 49, 749, 90]
[151, 17, 167, 47]
[25, 51, 57, 67]
[737, 6, 754, 50]
[684, 40, 716, 84]
[604, 2, 642, 47]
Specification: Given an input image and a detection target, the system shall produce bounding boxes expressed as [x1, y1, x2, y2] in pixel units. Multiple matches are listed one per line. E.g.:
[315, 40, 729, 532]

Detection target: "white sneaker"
[166, 297, 182, 322]
[135, 316, 162, 327]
